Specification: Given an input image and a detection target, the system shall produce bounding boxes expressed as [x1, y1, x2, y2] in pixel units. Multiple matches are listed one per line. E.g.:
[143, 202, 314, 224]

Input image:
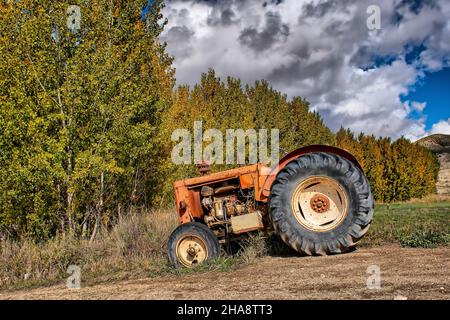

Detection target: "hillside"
[417, 134, 450, 195]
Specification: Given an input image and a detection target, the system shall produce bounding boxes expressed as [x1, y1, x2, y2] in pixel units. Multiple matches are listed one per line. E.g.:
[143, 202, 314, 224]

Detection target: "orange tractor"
[167, 145, 374, 268]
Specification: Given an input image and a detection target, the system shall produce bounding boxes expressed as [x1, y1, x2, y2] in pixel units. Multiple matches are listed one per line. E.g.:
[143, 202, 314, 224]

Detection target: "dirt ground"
[1, 245, 448, 300]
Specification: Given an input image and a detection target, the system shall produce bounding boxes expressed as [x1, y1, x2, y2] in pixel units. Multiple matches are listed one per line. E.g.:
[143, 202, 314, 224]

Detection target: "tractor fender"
[261, 145, 363, 198]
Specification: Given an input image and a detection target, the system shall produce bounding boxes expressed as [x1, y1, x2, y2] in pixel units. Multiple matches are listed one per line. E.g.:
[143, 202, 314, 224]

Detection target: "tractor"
[167, 145, 374, 268]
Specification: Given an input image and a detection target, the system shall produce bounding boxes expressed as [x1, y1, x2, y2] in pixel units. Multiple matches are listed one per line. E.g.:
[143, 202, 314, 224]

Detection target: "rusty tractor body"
[167, 145, 374, 268]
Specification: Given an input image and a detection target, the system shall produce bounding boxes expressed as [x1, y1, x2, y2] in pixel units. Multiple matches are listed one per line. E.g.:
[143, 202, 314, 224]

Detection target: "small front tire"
[167, 222, 220, 268]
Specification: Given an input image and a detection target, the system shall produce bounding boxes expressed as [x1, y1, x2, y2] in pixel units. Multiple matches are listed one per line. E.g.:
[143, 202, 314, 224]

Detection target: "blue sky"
[161, 0, 450, 140]
[402, 67, 450, 131]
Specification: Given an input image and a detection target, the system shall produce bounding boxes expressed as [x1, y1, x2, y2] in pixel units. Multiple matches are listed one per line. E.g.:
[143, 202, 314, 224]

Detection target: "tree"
[358, 133, 384, 201]
[337, 128, 439, 202]
[0, 0, 174, 240]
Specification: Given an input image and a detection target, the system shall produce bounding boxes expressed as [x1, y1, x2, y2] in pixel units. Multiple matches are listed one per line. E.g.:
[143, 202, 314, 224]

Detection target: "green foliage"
[0, 0, 174, 240]
[397, 227, 449, 248]
[336, 128, 439, 202]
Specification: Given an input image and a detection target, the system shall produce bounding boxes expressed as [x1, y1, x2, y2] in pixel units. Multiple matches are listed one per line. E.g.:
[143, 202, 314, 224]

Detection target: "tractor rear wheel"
[167, 222, 220, 268]
[269, 152, 373, 255]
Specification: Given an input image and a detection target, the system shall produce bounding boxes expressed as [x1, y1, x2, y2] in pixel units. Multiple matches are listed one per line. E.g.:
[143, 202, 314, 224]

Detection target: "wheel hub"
[187, 246, 197, 256]
[310, 195, 330, 213]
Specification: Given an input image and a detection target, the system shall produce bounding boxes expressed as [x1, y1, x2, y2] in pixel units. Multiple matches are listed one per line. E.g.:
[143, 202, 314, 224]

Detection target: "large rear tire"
[269, 152, 374, 255]
[167, 222, 220, 268]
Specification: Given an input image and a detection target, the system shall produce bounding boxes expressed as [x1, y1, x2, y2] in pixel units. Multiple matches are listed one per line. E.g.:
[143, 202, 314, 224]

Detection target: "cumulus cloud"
[430, 118, 450, 135]
[161, 0, 450, 140]
[239, 11, 289, 51]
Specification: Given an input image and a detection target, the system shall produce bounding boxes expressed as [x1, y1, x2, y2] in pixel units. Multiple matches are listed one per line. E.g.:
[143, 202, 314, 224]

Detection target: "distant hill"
[416, 134, 450, 195]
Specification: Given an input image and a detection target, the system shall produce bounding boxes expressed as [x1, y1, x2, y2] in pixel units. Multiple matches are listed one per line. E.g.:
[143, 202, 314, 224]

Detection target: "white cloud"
[430, 118, 450, 135]
[162, 0, 450, 140]
[411, 101, 426, 112]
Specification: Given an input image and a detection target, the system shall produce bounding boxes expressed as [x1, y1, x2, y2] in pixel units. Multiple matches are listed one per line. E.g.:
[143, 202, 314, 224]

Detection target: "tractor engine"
[199, 183, 263, 236]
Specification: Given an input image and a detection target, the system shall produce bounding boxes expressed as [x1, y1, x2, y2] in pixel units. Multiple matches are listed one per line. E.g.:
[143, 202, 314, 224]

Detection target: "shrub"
[397, 226, 449, 248]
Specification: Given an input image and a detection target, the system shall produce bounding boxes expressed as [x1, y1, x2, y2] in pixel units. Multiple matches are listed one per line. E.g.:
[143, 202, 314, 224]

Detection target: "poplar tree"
[0, 0, 174, 240]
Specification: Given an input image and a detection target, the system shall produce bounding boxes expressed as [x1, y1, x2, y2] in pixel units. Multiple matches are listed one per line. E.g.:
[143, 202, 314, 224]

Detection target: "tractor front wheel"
[167, 222, 220, 268]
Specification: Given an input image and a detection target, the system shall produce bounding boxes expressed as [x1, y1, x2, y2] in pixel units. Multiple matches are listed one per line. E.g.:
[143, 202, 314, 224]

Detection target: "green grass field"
[360, 201, 450, 247]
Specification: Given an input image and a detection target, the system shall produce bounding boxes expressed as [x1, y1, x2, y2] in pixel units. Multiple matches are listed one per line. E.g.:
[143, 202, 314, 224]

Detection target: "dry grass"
[237, 233, 269, 264]
[0, 208, 178, 290]
[1, 199, 448, 291]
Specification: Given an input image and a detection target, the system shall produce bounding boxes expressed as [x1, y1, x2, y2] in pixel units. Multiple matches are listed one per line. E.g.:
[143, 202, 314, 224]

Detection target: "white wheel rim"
[291, 176, 349, 232]
[175, 234, 208, 268]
